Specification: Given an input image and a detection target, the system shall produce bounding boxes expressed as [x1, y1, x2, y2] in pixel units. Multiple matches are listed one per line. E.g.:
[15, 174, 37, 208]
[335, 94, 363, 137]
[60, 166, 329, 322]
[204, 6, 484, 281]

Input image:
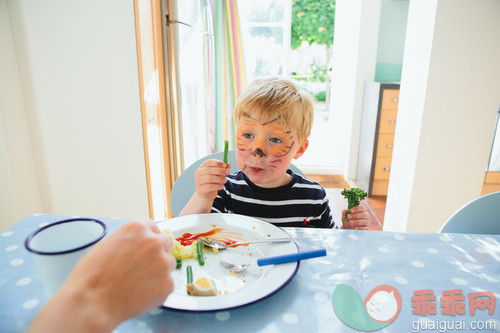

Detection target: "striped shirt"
[211, 170, 337, 228]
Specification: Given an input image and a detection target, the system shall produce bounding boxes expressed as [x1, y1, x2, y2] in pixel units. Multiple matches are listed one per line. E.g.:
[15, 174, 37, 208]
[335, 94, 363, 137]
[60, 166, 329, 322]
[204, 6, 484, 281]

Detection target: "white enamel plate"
[157, 214, 299, 312]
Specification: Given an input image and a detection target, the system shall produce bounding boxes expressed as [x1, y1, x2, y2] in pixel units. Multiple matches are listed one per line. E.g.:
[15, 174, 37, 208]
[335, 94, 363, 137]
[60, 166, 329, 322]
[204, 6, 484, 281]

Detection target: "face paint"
[236, 116, 295, 158]
[253, 147, 266, 157]
[234, 114, 307, 188]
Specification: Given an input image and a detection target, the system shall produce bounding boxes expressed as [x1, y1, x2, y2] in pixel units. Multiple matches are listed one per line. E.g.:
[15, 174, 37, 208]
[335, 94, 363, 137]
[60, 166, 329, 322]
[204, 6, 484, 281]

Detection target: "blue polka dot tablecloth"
[1, 214, 499, 333]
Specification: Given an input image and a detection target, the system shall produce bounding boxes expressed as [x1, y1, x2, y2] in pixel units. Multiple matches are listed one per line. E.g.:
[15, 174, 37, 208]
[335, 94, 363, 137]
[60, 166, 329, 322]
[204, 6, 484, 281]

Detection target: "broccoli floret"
[341, 188, 368, 224]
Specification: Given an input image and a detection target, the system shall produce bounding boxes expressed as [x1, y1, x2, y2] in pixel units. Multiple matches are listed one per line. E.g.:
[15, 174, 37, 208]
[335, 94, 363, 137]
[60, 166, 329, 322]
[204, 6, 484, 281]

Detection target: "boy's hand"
[341, 205, 370, 230]
[194, 159, 230, 202]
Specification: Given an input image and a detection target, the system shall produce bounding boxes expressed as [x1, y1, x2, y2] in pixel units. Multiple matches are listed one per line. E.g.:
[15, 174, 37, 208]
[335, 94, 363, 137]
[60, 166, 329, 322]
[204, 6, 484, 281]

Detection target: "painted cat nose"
[253, 147, 266, 157]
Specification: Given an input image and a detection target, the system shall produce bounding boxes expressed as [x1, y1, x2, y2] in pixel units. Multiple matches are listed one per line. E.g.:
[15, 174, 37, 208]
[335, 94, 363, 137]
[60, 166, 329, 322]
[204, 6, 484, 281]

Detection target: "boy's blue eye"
[243, 133, 253, 139]
[270, 137, 283, 144]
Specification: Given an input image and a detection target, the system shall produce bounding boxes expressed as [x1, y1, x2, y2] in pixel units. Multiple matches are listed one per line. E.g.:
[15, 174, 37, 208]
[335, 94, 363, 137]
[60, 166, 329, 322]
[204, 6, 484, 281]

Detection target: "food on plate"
[223, 139, 229, 166]
[186, 277, 218, 296]
[186, 265, 193, 284]
[174, 228, 225, 246]
[164, 231, 198, 259]
[341, 188, 367, 224]
[164, 228, 243, 259]
[197, 240, 205, 265]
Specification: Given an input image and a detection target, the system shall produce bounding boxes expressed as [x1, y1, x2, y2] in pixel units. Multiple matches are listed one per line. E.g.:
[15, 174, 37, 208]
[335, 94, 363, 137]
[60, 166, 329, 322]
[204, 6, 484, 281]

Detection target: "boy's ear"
[293, 140, 309, 159]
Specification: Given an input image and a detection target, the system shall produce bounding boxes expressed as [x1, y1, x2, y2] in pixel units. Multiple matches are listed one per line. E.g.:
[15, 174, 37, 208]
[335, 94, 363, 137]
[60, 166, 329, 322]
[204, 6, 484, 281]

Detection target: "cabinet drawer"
[373, 157, 392, 180]
[481, 172, 500, 195]
[381, 89, 399, 109]
[481, 184, 500, 195]
[484, 172, 500, 184]
[376, 134, 395, 157]
[379, 109, 397, 134]
[372, 180, 389, 196]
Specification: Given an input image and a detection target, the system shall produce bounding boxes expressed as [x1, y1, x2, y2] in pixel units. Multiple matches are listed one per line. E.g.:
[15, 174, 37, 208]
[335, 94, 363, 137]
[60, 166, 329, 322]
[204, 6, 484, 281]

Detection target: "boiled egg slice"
[186, 277, 217, 296]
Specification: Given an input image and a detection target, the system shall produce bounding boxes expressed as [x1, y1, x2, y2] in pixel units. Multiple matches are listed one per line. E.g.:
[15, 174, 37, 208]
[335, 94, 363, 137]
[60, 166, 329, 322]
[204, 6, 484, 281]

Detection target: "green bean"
[223, 140, 229, 166]
[186, 265, 193, 284]
[197, 241, 205, 266]
[186, 265, 193, 295]
[176, 258, 182, 269]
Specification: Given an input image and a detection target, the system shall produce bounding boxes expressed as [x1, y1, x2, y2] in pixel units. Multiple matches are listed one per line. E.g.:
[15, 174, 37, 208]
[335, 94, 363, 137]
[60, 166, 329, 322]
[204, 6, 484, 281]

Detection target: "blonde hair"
[234, 77, 314, 144]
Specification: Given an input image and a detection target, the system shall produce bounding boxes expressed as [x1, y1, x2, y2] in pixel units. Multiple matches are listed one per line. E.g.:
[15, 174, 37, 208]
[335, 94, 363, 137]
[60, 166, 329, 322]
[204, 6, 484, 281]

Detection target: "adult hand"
[29, 221, 176, 332]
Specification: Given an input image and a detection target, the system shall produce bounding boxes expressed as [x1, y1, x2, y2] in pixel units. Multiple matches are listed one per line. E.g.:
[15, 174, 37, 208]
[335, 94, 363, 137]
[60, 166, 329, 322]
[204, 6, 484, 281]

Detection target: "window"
[237, 0, 292, 81]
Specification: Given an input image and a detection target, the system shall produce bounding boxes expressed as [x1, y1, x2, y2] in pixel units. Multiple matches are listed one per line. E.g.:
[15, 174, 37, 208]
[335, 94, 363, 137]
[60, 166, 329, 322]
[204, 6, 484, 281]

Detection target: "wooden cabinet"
[358, 83, 497, 198]
[482, 172, 500, 195]
[357, 82, 400, 197]
[372, 87, 399, 195]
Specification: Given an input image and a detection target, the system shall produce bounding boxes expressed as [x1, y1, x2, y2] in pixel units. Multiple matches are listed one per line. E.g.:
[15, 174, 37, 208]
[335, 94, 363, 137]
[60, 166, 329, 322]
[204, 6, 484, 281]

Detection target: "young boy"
[180, 77, 370, 229]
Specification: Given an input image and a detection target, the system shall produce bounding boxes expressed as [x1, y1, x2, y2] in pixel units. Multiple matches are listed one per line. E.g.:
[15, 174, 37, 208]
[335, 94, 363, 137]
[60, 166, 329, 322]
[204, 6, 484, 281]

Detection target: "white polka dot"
[348, 234, 358, 240]
[16, 277, 32, 286]
[22, 299, 40, 309]
[215, 311, 230, 321]
[1, 231, 13, 237]
[72, 215, 81, 218]
[440, 234, 453, 242]
[32, 213, 42, 216]
[360, 258, 371, 269]
[483, 237, 496, 244]
[337, 273, 352, 281]
[464, 262, 482, 270]
[10, 258, 24, 266]
[329, 243, 340, 251]
[394, 234, 405, 241]
[5, 245, 18, 252]
[426, 248, 438, 254]
[412, 261, 424, 268]
[314, 292, 329, 302]
[475, 247, 487, 254]
[149, 308, 163, 315]
[395, 276, 408, 285]
[378, 246, 389, 253]
[282, 313, 298, 324]
[452, 278, 466, 286]
[38, 222, 49, 228]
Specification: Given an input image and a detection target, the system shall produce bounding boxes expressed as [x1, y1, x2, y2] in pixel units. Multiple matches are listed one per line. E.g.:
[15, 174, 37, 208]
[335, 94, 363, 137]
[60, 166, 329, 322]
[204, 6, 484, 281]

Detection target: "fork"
[199, 236, 291, 250]
[219, 260, 252, 273]
[219, 248, 327, 272]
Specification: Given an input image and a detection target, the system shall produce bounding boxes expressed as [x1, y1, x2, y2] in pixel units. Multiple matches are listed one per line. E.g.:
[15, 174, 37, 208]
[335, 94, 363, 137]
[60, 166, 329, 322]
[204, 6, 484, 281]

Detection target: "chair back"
[170, 150, 304, 217]
[439, 191, 500, 235]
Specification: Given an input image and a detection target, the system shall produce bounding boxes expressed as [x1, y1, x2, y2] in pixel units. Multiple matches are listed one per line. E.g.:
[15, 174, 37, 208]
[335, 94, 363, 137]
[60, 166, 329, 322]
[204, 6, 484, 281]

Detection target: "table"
[1, 214, 499, 332]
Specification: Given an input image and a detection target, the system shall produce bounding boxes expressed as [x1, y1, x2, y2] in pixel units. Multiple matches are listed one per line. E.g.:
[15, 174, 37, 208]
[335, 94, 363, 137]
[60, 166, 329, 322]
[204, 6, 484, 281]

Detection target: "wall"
[331, 0, 408, 179]
[0, 0, 43, 230]
[329, 0, 381, 179]
[375, 0, 409, 82]
[384, 0, 500, 232]
[0, 0, 150, 230]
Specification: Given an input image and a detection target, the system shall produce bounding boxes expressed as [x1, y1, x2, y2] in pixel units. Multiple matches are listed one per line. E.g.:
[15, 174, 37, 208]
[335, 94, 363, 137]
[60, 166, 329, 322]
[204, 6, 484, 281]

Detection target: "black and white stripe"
[212, 170, 337, 228]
